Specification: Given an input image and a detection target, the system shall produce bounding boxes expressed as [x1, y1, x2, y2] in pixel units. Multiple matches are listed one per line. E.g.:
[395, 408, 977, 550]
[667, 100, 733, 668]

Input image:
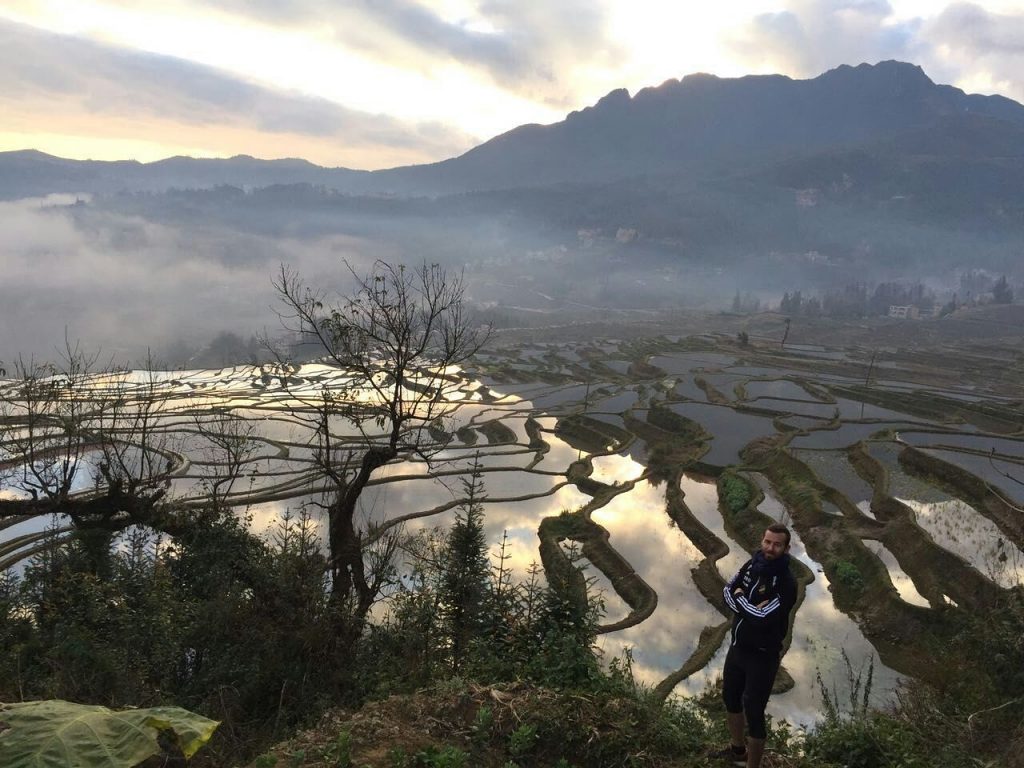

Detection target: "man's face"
[761, 529, 789, 560]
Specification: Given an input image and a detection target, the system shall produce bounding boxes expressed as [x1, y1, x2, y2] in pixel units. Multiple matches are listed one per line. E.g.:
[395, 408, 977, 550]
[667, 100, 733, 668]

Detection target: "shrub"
[506, 723, 537, 759]
[720, 473, 753, 514]
[833, 560, 865, 593]
[412, 746, 470, 767]
[804, 712, 918, 768]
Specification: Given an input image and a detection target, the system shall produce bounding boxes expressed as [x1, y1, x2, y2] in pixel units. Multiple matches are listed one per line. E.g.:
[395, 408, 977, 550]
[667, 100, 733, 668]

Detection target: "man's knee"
[742, 694, 769, 740]
[723, 685, 744, 714]
[722, 658, 745, 713]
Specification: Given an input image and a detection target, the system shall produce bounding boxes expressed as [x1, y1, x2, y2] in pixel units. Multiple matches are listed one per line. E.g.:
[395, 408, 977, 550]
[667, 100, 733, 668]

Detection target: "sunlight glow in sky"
[2, 1, 1023, 168]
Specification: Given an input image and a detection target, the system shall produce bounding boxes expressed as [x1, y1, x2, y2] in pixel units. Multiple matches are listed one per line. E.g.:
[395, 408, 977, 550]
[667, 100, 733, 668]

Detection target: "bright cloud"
[728, 1, 924, 78]
[0, 18, 474, 167]
[926, 3, 1024, 100]
[0, 1, 1022, 167]
[729, 0, 1024, 104]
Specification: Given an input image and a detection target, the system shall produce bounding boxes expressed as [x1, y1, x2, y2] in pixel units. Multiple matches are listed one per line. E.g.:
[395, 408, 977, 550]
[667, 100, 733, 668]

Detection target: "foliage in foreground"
[248, 677, 722, 768]
[0, 508, 337, 762]
[799, 604, 1024, 768]
[0, 700, 217, 767]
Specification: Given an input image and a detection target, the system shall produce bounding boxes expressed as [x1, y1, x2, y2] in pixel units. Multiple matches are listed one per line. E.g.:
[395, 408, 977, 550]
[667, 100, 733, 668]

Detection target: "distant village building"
[795, 188, 820, 207]
[615, 227, 638, 243]
[888, 305, 920, 319]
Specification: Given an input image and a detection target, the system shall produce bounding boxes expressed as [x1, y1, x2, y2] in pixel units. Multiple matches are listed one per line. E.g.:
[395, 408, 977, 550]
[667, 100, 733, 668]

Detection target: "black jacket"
[723, 554, 797, 654]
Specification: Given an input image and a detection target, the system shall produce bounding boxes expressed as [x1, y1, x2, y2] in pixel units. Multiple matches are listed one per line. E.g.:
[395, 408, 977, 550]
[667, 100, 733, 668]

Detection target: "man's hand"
[732, 587, 744, 596]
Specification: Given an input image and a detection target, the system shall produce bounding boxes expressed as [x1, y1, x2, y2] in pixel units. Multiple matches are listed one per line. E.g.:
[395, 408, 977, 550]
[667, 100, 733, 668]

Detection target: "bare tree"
[0, 346, 178, 569]
[191, 410, 261, 511]
[271, 260, 488, 628]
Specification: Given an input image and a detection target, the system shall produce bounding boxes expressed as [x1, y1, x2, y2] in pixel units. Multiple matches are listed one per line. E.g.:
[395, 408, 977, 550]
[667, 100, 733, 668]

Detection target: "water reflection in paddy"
[699, 373, 746, 398]
[830, 398, 926, 421]
[916, 448, 1024, 505]
[678, 474, 748, 579]
[672, 376, 709, 401]
[590, 453, 645, 485]
[585, 413, 629, 432]
[862, 540, 930, 607]
[591, 474, 722, 687]
[776, 526, 903, 726]
[788, 422, 917, 450]
[589, 389, 639, 413]
[865, 442, 949, 503]
[600, 360, 633, 375]
[479, 380, 552, 400]
[527, 383, 606, 410]
[788, 450, 875, 505]
[748, 473, 790, 524]
[898, 431, 1024, 461]
[896, 496, 1024, 588]
[529, 423, 578, 468]
[668, 403, 777, 466]
[786, 349, 850, 361]
[376, 471, 591, 580]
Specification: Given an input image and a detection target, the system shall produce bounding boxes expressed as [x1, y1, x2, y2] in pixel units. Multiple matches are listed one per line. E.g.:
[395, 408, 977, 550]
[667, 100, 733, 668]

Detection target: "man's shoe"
[709, 744, 748, 766]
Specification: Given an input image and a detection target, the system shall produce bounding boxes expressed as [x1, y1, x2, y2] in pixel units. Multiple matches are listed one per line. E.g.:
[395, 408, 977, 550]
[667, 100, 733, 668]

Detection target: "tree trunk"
[327, 444, 397, 631]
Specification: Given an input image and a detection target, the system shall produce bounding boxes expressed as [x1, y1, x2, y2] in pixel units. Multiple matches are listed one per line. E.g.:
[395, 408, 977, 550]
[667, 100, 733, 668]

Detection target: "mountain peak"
[821, 60, 934, 86]
[681, 72, 720, 84]
[594, 88, 631, 110]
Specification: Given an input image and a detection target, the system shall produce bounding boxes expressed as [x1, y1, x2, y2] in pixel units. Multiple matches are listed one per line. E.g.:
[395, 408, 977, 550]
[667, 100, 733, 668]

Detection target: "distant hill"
[4, 60, 1024, 201]
[0, 150, 371, 199]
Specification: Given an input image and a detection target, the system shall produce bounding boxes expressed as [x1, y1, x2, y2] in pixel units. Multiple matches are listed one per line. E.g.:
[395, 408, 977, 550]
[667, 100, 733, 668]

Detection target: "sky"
[2, 1, 1024, 169]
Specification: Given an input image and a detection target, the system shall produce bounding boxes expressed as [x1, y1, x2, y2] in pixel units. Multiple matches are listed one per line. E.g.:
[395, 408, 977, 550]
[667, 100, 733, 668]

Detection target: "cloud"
[187, 0, 618, 108]
[726, 0, 1024, 105]
[473, 1, 618, 103]
[925, 3, 1024, 101]
[729, 0, 923, 78]
[930, 2, 1024, 55]
[0, 18, 474, 166]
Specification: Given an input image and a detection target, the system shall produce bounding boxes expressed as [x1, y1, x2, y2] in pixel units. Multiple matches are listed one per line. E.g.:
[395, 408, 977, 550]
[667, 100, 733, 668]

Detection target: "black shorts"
[722, 645, 780, 740]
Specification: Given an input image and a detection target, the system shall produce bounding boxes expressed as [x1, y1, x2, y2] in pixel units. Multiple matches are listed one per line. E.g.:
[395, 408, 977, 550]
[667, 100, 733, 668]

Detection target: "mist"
[0, 187, 711, 366]
[1, 175, 1017, 369]
[0, 193, 391, 365]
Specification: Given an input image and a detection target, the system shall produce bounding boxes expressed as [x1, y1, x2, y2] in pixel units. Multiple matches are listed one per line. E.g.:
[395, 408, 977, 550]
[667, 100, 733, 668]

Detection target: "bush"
[833, 560, 865, 593]
[720, 473, 753, 514]
[804, 712, 918, 768]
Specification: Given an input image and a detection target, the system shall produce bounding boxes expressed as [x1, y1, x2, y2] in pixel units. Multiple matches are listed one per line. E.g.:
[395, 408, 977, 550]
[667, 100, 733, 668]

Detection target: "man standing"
[715, 524, 797, 767]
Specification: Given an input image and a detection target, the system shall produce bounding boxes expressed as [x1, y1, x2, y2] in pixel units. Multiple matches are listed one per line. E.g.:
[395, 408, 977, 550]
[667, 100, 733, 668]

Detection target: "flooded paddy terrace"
[2, 332, 1021, 727]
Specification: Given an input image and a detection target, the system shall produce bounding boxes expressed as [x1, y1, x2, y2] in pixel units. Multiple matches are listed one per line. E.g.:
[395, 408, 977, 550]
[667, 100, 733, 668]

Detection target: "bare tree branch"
[270, 258, 489, 632]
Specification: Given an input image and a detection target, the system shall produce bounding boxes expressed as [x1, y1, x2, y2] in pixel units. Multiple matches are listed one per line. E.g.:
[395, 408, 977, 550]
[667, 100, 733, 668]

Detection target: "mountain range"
[4, 60, 1024, 200]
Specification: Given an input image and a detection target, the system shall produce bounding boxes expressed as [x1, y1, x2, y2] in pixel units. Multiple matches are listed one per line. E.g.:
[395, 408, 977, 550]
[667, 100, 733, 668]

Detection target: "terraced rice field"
[2, 332, 1022, 726]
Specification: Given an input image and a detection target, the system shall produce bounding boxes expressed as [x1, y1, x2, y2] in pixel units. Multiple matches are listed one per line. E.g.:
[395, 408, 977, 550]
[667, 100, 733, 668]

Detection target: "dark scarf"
[748, 550, 791, 578]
